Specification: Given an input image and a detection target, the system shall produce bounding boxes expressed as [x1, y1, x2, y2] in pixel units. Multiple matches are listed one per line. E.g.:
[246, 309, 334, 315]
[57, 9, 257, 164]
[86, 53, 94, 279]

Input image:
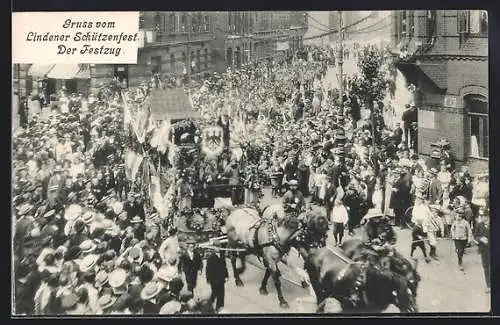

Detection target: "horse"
[224, 204, 329, 308]
[340, 238, 421, 300]
[302, 245, 419, 313]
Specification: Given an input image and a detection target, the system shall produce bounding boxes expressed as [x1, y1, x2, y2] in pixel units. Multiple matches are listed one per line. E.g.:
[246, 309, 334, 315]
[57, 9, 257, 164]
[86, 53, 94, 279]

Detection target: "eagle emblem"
[202, 126, 224, 157]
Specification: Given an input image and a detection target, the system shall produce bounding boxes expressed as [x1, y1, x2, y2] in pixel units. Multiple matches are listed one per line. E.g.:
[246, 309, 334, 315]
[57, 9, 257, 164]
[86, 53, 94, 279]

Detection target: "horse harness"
[249, 218, 289, 256]
[326, 247, 370, 308]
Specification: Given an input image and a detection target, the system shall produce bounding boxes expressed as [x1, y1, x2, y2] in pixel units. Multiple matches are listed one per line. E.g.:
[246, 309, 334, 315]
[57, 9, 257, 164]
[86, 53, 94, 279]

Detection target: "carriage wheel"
[404, 206, 414, 227]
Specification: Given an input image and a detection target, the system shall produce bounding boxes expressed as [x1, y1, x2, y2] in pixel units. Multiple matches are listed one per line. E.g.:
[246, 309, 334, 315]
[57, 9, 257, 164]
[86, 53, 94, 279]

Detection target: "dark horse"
[341, 238, 421, 300]
[300, 245, 419, 313]
[224, 205, 329, 308]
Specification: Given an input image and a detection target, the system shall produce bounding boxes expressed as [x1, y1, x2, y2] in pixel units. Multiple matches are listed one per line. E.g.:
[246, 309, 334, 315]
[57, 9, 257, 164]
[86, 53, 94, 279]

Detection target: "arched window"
[465, 94, 488, 158]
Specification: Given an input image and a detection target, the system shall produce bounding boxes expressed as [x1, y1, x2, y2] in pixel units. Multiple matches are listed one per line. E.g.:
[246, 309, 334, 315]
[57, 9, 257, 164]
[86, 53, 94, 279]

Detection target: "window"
[154, 13, 161, 33]
[151, 56, 162, 73]
[426, 10, 437, 37]
[170, 53, 175, 71]
[181, 14, 187, 32]
[401, 11, 407, 36]
[470, 10, 488, 34]
[466, 95, 488, 158]
[169, 13, 176, 33]
[139, 14, 145, 29]
[458, 10, 470, 34]
[480, 11, 488, 34]
[408, 11, 415, 37]
[204, 15, 210, 32]
[182, 52, 186, 64]
[191, 15, 197, 33]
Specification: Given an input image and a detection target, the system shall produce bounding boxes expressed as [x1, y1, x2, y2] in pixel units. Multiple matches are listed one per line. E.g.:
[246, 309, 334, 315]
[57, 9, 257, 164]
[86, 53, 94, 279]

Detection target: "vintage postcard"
[11, 10, 490, 315]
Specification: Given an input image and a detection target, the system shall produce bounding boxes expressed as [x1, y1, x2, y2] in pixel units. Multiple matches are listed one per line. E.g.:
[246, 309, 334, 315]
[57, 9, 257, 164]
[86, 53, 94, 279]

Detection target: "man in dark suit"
[324, 177, 337, 223]
[178, 242, 203, 293]
[18, 96, 29, 129]
[474, 208, 490, 293]
[392, 122, 404, 147]
[206, 249, 228, 312]
[390, 169, 413, 228]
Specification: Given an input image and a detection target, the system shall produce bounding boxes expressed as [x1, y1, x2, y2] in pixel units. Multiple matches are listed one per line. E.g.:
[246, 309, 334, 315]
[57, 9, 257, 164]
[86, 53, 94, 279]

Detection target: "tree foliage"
[349, 45, 394, 106]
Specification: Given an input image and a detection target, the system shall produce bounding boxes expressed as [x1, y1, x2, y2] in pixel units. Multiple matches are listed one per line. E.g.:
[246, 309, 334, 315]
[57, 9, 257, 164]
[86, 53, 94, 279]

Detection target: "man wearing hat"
[361, 211, 396, 251]
[282, 179, 305, 217]
[114, 164, 128, 201]
[390, 168, 412, 228]
[47, 166, 63, 207]
[178, 241, 203, 293]
[206, 249, 228, 312]
[474, 208, 490, 293]
[427, 167, 443, 206]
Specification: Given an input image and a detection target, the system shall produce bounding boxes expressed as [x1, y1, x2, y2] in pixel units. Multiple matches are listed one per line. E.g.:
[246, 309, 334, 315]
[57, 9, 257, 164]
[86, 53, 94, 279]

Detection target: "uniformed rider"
[282, 179, 305, 218]
[360, 211, 397, 253]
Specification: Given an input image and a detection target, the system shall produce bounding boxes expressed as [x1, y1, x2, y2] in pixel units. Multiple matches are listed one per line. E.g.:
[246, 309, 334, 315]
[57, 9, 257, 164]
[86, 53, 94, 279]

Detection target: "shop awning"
[27, 64, 55, 78]
[74, 65, 91, 79]
[149, 88, 201, 121]
[47, 64, 81, 79]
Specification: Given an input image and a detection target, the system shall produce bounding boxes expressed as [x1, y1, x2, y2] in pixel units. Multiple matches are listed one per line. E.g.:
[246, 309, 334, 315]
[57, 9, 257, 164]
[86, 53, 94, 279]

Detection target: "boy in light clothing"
[331, 199, 348, 246]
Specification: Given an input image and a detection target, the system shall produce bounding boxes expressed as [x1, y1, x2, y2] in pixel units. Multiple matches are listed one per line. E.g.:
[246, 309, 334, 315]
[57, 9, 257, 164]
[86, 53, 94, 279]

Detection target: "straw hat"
[78, 254, 98, 273]
[79, 240, 97, 254]
[95, 270, 109, 288]
[108, 268, 127, 288]
[64, 204, 83, 221]
[157, 265, 178, 282]
[159, 300, 182, 315]
[17, 204, 34, 216]
[81, 211, 95, 225]
[127, 247, 144, 265]
[140, 281, 162, 301]
[60, 292, 79, 310]
[130, 216, 142, 224]
[98, 294, 117, 310]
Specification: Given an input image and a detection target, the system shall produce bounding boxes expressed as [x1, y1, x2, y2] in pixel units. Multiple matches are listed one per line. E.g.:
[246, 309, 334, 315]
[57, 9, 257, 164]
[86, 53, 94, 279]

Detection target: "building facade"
[212, 11, 307, 71]
[91, 12, 216, 90]
[91, 11, 307, 88]
[390, 10, 488, 173]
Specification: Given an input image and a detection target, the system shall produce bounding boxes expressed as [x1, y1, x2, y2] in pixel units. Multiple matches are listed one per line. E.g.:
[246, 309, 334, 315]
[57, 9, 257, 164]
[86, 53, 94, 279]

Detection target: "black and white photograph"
[11, 10, 490, 315]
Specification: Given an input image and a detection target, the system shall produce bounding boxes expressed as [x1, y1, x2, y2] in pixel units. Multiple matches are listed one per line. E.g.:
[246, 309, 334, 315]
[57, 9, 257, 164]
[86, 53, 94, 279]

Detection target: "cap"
[108, 268, 127, 288]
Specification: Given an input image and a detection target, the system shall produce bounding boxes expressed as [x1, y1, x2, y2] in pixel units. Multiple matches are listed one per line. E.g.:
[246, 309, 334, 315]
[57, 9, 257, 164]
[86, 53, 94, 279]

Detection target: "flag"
[124, 150, 144, 181]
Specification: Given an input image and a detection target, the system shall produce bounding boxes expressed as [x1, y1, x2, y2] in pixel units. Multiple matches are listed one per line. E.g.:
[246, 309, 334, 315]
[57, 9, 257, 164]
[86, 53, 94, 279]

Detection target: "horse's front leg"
[231, 251, 244, 287]
[270, 264, 289, 309]
[259, 267, 271, 295]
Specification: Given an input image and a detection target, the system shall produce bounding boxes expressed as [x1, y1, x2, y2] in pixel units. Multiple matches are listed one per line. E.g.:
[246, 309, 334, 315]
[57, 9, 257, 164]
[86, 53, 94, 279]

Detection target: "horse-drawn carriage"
[193, 203, 420, 313]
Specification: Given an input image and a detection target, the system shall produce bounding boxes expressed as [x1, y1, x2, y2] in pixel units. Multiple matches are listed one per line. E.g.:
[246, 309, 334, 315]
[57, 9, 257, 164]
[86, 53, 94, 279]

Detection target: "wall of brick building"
[418, 108, 465, 161]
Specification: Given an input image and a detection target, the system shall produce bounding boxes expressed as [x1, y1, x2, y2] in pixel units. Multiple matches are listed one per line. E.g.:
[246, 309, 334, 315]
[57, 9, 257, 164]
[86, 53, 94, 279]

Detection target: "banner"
[201, 126, 224, 158]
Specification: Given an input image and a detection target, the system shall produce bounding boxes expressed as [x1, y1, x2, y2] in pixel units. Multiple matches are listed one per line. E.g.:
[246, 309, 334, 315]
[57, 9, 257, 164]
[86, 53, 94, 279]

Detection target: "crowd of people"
[13, 44, 490, 315]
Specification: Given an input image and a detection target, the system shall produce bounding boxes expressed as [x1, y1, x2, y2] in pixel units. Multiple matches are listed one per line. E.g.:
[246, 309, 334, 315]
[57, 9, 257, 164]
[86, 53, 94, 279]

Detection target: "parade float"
[122, 85, 237, 247]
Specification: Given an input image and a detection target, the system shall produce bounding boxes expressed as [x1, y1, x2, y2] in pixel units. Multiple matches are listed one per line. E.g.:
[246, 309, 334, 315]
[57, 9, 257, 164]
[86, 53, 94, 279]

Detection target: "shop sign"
[419, 110, 436, 129]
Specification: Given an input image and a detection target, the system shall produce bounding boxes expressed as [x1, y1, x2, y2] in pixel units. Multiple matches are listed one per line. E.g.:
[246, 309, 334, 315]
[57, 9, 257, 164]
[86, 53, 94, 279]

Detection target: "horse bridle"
[326, 247, 370, 308]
